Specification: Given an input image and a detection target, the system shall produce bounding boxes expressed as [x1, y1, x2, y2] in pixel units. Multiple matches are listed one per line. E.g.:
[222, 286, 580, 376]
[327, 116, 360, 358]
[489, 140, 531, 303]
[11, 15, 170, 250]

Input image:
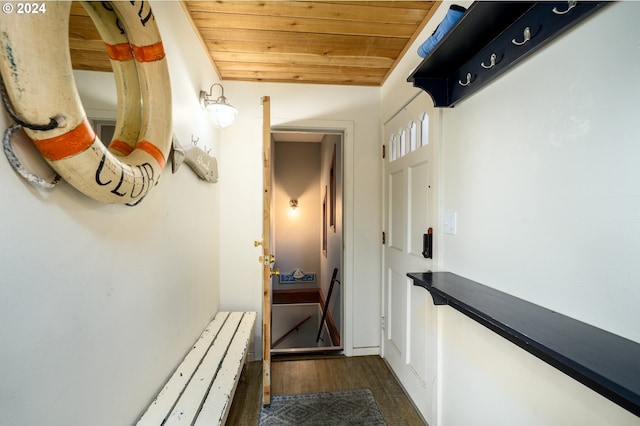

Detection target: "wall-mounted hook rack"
[171, 135, 218, 183]
[408, 1, 609, 107]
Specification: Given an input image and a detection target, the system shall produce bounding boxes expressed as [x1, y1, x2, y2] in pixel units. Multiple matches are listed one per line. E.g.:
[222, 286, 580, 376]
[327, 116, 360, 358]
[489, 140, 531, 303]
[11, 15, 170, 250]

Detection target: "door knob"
[270, 268, 280, 278]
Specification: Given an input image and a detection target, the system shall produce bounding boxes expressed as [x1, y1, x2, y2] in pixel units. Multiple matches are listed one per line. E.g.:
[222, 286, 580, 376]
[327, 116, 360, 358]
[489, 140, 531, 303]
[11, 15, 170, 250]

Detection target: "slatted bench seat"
[136, 311, 256, 426]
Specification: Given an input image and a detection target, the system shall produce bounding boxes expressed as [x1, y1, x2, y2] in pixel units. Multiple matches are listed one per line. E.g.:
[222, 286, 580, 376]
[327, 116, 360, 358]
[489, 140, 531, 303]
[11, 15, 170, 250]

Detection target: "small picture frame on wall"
[329, 143, 336, 233]
[322, 185, 327, 257]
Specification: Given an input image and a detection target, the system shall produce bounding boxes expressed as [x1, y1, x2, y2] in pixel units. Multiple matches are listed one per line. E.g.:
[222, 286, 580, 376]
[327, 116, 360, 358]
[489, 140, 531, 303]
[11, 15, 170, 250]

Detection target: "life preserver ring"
[0, 1, 172, 204]
[81, 1, 142, 158]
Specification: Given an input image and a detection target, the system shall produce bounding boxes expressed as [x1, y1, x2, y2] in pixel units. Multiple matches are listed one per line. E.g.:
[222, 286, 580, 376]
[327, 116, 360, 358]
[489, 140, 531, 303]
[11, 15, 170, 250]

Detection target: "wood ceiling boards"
[69, 1, 439, 87]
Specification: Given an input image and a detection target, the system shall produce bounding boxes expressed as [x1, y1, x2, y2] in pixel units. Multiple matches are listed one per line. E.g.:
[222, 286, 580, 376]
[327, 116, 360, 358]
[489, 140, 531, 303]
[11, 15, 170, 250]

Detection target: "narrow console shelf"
[407, 271, 640, 417]
[407, 1, 609, 107]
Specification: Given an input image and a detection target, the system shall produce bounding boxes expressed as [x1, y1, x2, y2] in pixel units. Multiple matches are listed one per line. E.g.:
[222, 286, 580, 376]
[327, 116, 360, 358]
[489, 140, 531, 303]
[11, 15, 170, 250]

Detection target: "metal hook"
[204, 146, 211, 154]
[481, 53, 498, 69]
[191, 135, 199, 146]
[553, 0, 577, 15]
[512, 26, 532, 46]
[458, 72, 473, 87]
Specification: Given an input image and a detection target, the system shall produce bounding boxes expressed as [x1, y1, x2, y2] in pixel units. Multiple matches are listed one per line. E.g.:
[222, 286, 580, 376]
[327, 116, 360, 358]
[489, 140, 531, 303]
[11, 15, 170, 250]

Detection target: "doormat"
[259, 389, 386, 425]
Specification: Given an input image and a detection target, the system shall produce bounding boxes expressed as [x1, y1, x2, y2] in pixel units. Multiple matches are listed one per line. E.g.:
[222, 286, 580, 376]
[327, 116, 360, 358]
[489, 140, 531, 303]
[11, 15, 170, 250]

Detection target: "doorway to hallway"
[270, 130, 343, 354]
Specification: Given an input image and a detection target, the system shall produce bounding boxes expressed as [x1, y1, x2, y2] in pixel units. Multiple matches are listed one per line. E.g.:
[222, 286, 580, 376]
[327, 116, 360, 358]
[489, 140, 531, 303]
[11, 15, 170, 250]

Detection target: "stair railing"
[317, 268, 340, 343]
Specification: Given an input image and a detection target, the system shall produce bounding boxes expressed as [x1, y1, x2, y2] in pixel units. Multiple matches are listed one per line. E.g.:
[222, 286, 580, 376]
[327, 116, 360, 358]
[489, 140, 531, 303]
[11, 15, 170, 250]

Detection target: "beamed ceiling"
[69, 1, 439, 86]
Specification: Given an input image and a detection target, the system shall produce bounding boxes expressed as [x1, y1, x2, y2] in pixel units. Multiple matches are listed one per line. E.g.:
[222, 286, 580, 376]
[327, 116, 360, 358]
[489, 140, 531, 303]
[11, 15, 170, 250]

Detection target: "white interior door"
[382, 91, 440, 423]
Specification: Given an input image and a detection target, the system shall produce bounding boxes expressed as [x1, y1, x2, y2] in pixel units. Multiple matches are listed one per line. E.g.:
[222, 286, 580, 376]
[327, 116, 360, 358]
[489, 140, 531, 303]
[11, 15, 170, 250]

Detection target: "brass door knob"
[270, 268, 280, 277]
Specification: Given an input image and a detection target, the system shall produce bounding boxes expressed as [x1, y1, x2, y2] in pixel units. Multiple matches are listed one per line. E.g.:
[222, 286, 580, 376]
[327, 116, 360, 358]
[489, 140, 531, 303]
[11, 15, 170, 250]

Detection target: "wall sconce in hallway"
[199, 83, 238, 128]
[288, 199, 299, 218]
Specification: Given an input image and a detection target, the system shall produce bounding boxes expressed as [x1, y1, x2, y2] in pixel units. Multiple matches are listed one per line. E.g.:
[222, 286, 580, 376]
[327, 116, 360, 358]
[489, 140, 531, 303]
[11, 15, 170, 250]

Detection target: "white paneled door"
[382, 91, 439, 424]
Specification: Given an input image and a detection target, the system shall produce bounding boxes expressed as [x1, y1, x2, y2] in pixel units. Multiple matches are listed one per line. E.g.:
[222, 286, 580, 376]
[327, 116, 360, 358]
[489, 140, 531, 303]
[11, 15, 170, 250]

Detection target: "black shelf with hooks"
[407, 1, 609, 107]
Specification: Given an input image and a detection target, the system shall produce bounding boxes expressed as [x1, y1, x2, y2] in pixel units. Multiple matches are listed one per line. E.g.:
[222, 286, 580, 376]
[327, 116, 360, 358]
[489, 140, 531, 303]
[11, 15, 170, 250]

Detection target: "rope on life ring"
[0, 1, 172, 204]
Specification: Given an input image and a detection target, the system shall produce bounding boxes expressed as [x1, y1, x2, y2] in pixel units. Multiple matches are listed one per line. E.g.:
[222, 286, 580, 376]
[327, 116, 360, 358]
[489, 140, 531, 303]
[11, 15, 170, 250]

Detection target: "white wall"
[0, 2, 222, 425]
[437, 4, 640, 423]
[382, 2, 640, 425]
[217, 81, 381, 356]
[320, 134, 343, 336]
[441, 2, 640, 343]
[440, 308, 639, 426]
[4, 1, 634, 424]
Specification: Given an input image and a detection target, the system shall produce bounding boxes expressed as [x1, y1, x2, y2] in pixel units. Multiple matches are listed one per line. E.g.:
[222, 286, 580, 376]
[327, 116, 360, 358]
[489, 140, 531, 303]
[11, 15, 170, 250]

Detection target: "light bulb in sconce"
[288, 199, 299, 218]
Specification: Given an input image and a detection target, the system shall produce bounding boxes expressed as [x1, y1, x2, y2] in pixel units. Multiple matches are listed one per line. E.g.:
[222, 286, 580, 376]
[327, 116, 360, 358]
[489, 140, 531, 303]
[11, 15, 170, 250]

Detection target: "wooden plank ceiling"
[69, 1, 439, 86]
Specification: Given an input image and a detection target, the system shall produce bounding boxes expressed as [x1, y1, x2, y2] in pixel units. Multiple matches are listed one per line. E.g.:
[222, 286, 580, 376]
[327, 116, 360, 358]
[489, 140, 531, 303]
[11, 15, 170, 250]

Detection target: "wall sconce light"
[289, 199, 298, 209]
[199, 83, 238, 128]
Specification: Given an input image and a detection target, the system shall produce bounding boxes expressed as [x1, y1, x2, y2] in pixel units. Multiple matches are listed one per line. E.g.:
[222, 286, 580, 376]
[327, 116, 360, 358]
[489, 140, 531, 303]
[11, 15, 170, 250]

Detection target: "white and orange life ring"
[0, 1, 172, 204]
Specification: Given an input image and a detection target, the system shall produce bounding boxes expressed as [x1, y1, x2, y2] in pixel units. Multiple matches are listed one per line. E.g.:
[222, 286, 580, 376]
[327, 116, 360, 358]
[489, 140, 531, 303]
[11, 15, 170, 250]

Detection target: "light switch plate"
[443, 210, 457, 235]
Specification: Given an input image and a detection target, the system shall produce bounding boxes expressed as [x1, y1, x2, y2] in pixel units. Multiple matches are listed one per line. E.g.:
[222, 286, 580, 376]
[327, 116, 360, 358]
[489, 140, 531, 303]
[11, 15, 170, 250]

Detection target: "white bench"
[136, 311, 256, 426]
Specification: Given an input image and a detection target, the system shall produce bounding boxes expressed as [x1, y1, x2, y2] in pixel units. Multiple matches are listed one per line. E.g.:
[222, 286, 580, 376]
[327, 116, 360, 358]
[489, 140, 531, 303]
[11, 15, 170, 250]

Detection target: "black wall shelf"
[407, 271, 640, 417]
[407, 1, 609, 107]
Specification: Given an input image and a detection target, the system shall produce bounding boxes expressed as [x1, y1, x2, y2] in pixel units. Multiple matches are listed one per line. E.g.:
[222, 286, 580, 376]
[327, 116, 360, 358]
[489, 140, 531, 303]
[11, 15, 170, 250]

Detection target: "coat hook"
[553, 0, 577, 15]
[204, 146, 211, 154]
[481, 53, 498, 69]
[191, 135, 199, 146]
[512, 26, 532, 46]
[458, 72, 473, 87]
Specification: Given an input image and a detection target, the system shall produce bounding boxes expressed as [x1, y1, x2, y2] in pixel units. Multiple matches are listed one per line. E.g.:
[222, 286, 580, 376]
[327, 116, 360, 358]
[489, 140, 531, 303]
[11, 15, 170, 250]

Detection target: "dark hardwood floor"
[226, 355, 427, 425]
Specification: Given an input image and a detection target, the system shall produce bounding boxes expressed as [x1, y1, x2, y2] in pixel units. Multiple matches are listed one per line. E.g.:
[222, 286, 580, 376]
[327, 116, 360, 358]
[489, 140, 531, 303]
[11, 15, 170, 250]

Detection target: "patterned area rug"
[259, 389, 386, 425]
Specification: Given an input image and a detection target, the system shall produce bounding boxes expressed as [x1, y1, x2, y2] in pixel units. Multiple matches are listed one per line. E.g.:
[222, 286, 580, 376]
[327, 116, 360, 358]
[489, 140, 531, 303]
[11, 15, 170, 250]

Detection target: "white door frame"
[270, 119, 356, 355]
